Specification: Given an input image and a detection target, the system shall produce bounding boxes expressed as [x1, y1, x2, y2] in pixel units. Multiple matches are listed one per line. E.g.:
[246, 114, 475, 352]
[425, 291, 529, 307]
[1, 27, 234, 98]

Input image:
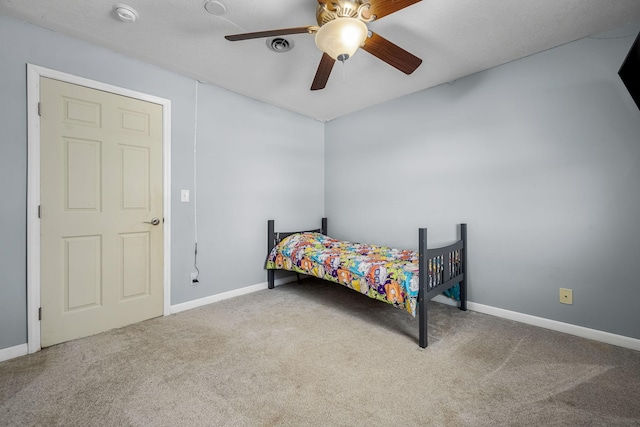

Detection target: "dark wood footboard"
[418, 224, 467, 348]
[267, 218, 327, 289]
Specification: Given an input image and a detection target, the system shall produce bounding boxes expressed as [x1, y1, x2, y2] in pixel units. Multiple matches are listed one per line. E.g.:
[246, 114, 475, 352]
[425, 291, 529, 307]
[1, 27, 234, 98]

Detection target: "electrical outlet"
[190, 272, 199, 285]
[559, 288, 573, 305]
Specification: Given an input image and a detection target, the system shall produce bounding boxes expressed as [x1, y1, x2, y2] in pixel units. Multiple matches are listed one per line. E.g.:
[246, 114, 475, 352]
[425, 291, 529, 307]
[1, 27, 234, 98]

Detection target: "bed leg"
[419, 304, 428, 348]
[268, 270, 275, 290]
[459, 223, 468, 311]
[419, 227, 428, 348]
[267, 219, 275, 290]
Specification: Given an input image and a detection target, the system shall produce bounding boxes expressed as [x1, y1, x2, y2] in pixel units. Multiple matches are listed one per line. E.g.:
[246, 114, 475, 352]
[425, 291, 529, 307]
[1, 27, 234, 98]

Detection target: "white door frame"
[26, 64, 172, 354]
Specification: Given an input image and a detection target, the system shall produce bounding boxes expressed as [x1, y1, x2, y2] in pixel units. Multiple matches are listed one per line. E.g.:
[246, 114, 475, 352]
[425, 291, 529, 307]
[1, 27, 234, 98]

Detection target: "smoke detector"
[204, 1, 227, 16]
[113, 4, 138, 23]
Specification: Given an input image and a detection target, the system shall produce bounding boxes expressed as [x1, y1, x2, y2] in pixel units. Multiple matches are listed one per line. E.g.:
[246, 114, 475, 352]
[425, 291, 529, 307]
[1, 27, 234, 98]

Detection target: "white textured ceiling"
[2, 0, 640, 121]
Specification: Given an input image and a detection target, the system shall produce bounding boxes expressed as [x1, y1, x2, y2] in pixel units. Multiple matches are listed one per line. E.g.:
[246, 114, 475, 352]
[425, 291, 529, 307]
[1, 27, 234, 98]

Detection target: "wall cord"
[192, 81, 200, 283]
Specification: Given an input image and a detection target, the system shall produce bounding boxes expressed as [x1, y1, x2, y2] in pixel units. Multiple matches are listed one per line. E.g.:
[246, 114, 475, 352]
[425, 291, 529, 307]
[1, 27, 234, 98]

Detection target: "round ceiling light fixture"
[204, 0, 227, 16]
[113, 4, 139, 23]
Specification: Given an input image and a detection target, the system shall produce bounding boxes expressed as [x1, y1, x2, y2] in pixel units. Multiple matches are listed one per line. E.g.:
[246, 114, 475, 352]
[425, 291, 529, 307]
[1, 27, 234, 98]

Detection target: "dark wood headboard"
[267, 218, 327, 255]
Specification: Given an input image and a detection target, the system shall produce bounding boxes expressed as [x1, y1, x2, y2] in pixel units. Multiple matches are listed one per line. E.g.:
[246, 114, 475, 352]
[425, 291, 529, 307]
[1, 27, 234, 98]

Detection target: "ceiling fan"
[225, 0, 423, 91]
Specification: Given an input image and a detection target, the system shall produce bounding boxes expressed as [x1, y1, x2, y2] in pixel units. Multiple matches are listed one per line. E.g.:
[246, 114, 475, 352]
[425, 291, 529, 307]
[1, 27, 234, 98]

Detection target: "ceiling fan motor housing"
[316, 0, 375, 26]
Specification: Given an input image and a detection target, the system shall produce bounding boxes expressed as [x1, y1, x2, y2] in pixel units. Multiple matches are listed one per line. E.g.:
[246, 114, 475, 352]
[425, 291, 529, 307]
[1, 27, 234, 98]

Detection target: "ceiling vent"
[619, 32, 640, 110]
[267, 38, 294, 53]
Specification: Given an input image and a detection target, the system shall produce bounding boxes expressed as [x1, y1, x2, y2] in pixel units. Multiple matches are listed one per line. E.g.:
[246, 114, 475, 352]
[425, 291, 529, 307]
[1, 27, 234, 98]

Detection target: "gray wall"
[325, 23, 640, 339]
[0, 14, 324, 350]
[176, 83, 324, 303]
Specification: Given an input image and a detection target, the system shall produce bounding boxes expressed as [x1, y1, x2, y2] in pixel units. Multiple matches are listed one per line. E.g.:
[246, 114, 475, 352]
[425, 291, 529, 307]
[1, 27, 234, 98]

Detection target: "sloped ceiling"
[2, 0, 640, 121]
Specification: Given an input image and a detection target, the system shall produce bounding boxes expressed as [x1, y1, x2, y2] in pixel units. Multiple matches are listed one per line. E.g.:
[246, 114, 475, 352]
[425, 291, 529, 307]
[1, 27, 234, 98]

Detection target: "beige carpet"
[2, 279, 640, 426]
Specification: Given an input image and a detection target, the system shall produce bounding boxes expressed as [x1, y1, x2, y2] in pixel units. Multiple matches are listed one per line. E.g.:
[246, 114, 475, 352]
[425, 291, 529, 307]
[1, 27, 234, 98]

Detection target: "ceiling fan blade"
[362, 0, 422, 20]
[361, 32, 422, 74]
[311, 53, 335, 91]
[225, 26, 312, 41]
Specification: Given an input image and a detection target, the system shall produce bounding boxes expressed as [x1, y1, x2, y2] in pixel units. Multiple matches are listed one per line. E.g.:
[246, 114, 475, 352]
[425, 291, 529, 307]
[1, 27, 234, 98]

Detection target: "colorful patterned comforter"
[267, 232, 428, 316]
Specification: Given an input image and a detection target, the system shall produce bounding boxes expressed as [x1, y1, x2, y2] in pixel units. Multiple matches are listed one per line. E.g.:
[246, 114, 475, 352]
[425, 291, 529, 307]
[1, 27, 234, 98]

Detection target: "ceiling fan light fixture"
[315, 17, 367, 62]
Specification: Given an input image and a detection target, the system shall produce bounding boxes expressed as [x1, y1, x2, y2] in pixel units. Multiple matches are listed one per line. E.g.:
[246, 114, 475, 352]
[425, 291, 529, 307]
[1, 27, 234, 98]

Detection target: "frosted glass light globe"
[315, 18, 368, 62]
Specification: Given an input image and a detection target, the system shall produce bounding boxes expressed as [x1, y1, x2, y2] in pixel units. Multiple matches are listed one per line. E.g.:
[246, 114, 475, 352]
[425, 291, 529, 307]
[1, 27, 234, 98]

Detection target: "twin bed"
[265, 218, 467, 348]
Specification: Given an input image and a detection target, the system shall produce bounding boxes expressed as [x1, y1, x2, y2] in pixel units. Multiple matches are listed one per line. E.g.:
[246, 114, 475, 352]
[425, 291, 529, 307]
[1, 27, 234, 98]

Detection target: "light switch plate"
[181, 189, 189, 202]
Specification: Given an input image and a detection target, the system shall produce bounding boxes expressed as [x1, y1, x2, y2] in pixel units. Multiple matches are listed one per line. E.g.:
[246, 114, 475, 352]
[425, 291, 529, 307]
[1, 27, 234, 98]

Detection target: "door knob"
[144, 217, 161, 226]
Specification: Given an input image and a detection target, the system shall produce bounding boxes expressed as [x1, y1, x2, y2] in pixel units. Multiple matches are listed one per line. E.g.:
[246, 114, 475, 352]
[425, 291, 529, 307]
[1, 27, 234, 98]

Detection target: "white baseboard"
[5, 283, 634, 363]
[171, 283, 640, 351]
[432, 295, 640, 352]
[170, 275, 297, 314]
[0, 343, 28, 363]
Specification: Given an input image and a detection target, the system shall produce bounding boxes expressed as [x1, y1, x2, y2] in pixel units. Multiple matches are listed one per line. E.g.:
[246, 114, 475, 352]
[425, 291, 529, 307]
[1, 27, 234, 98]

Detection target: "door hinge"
[38, 307, 42, 321]
[38, 102, 42, 116]
[38, 205, 42, 219]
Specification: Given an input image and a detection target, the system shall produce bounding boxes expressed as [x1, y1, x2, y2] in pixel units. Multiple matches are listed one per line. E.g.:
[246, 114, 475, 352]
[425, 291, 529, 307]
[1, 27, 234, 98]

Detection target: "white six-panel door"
[39, 77, 164, 347]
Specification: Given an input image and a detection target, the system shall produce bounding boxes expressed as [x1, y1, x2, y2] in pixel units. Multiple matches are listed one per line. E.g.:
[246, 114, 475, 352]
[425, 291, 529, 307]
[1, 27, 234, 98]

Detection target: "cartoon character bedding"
[266, 232, 460, 317]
